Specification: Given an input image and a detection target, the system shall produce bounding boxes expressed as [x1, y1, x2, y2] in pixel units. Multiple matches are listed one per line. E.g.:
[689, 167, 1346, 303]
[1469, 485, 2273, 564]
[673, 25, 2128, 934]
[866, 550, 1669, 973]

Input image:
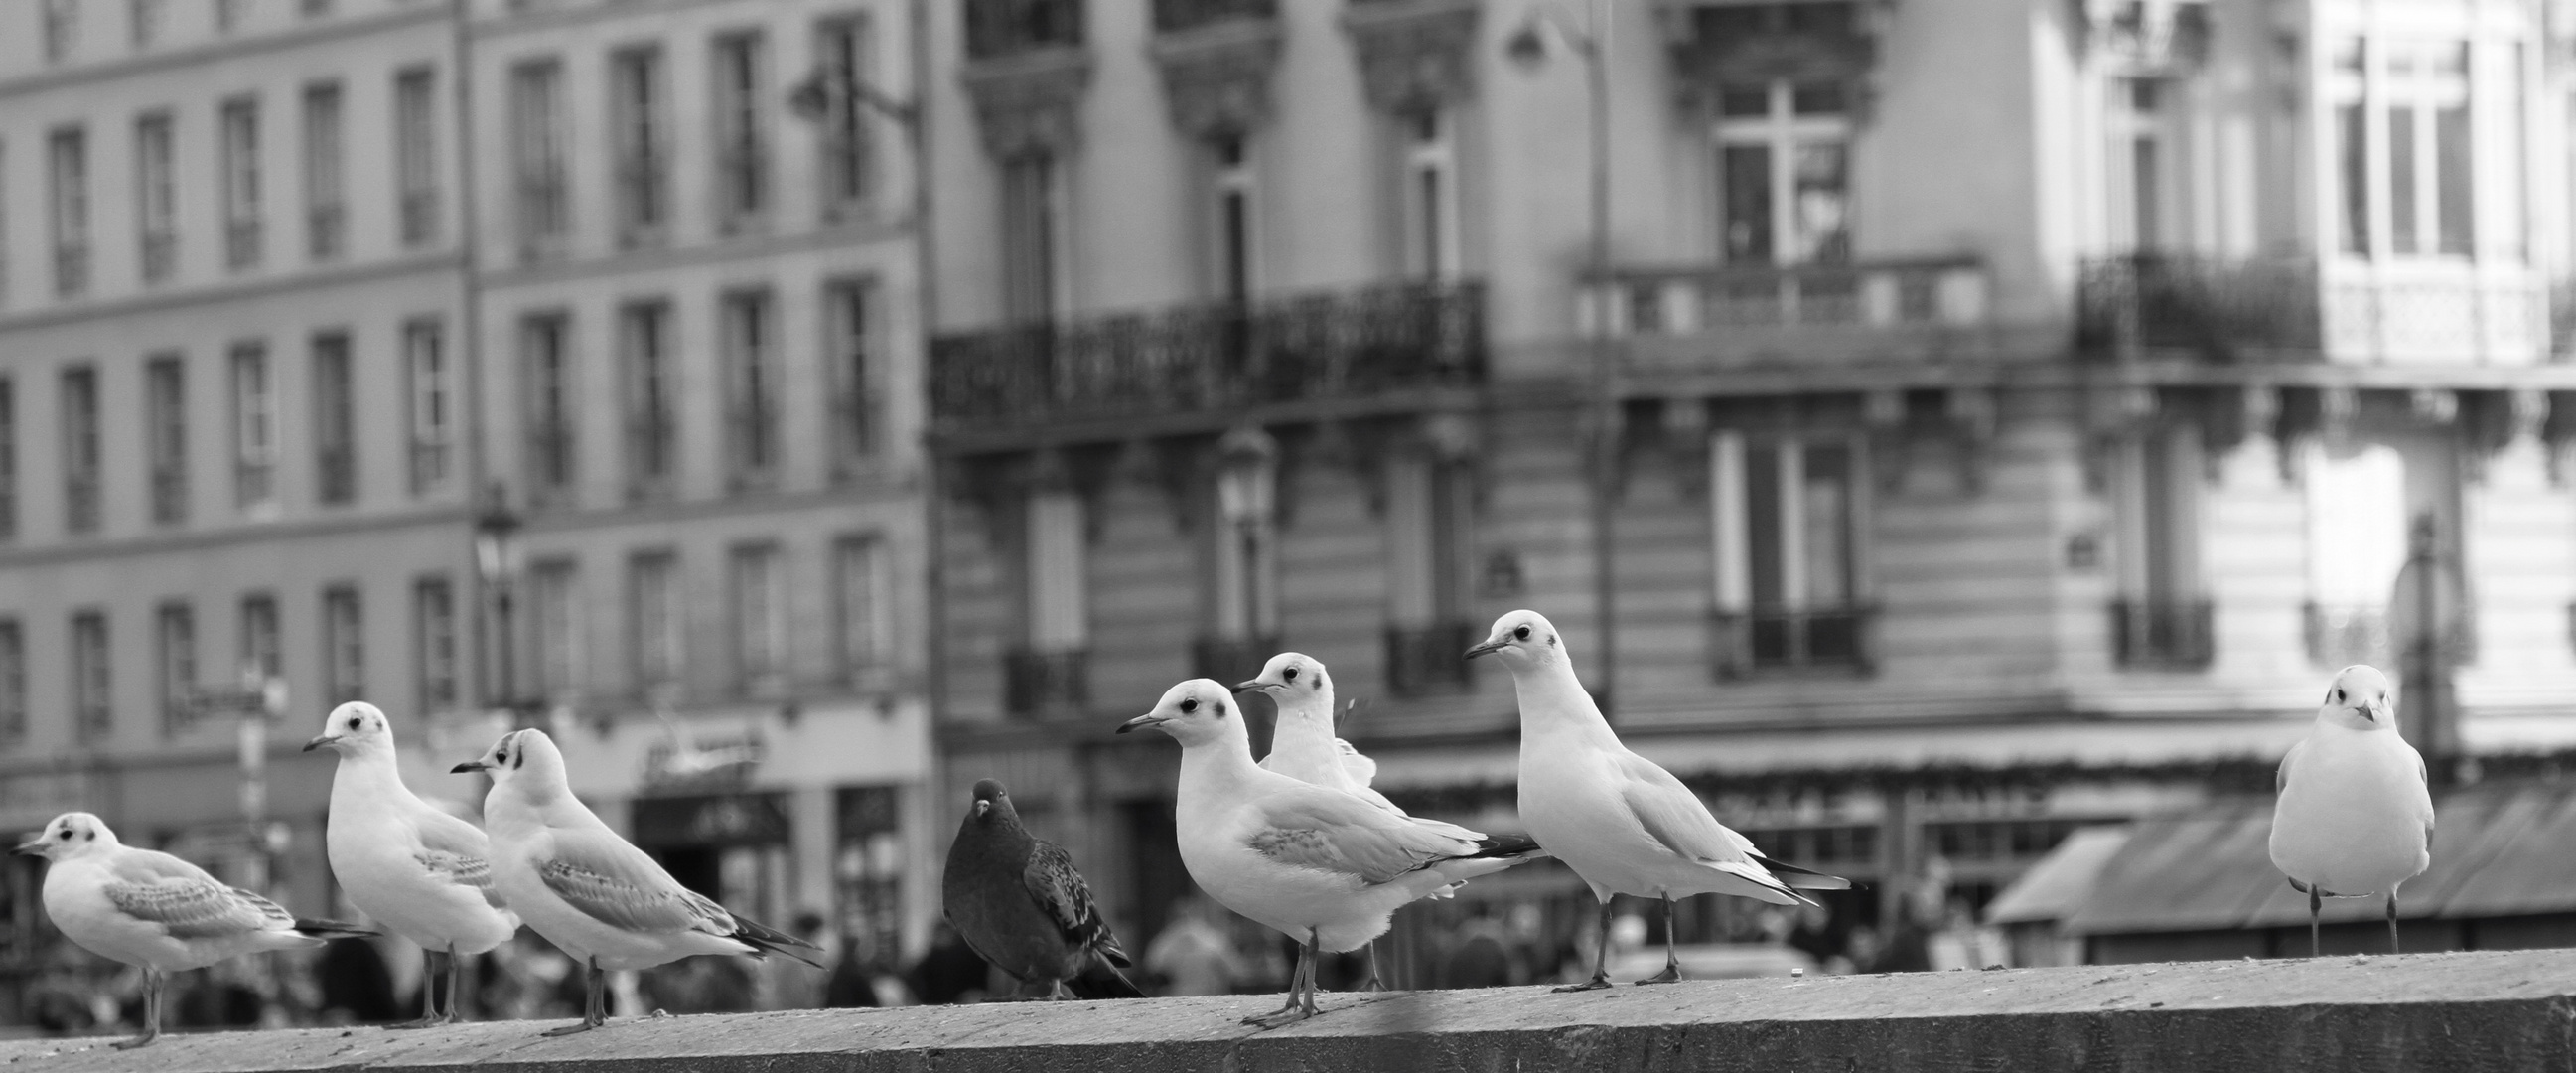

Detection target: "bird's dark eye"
[2334, 689, 2346, 704]
[1513, 625, 1531, 641]
[347, 716, 361, 730]
[55, 831, 67, 841]
[1180, 698, 1199, 713]
[1283, 668, 1298, 681]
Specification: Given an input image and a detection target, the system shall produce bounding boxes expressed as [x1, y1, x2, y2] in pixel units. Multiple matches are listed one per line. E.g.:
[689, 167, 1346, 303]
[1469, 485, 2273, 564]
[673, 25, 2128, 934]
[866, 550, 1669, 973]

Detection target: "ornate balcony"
[1384, 619, 1475, 697]
[1598, 259, 1990, 370]
[1006, 646, 1089, 716]
[1708, 604, 1876, 679]
[931, 280, 1484, 434]
[2078, 254, 2557, 366]
[1192, 633, 1281, 685]
[2109, 597, 2213, 671]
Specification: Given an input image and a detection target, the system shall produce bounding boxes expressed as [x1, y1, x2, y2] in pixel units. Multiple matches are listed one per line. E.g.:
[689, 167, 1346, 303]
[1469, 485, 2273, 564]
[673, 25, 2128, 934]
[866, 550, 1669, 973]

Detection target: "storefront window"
[835, 787, 904, 970]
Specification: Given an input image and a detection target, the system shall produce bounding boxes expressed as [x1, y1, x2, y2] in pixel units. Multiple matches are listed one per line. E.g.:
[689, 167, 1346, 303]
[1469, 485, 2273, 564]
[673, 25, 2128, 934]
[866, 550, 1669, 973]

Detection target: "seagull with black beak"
[2270, 664, 2434, 957]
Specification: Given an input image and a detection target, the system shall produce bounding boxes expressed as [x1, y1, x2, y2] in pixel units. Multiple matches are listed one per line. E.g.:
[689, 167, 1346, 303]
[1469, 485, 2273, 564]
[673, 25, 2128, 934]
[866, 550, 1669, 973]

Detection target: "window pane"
[1801, 444, 1852, 606]
[1745, 445, 1783, 607]
[1721, 144, 1774, 264]
[2338, 102, 2369, 255]
[1790, 142, 1850, 264]
[2435, 102, 2472, 255]
[2388, 106, 2416, 255]
[1718, 84, 1768, 118]
[1789, 81, 1845, 116]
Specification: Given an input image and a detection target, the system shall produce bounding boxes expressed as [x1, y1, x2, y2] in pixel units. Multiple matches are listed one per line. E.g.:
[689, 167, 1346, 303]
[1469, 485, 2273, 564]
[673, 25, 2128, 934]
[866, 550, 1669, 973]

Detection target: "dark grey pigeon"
[942, 779, 1143, 1000]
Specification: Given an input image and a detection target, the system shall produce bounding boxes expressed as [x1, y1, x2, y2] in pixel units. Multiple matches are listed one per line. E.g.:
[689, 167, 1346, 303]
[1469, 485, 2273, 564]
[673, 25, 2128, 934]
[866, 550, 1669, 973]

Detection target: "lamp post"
[1216, 428, 1279, 649]
[474, 484, 528, 719]
[1508, 0, 1618, 717]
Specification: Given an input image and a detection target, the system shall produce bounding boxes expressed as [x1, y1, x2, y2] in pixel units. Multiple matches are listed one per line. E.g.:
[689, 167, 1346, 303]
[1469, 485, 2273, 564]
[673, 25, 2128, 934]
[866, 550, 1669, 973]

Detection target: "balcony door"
[2303, 431, 2463, 677]
[1713, 79, 1851, 266]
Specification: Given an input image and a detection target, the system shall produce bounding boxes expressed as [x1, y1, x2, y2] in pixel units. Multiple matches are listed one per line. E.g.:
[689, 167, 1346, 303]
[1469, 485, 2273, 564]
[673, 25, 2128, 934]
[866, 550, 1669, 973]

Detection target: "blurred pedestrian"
[761, 912, 831, 1009]
[907, 922, 990, 1004]
[1142, 895, 1248, 997]
[823, 931, 887, 1008]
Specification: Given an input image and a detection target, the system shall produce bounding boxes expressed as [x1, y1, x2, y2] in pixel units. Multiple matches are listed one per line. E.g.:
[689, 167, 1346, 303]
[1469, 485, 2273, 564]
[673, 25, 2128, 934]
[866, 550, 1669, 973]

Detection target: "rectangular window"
[531, 560, 579, 699]
[312, 333, 355, 506]
[0, 380, 17, 541]
[630, 551, 681, 692]
[43, 0, 76, 64]
[2388, 106, 2417, 256]
[146, 355, 186, 526]
[394, 68, 439, 246]
[999, 154, 1063, 322]
[415, 576, 457, 714]
[49, 127, 88, 298]
[825, 279, 877, 471]
[836, 534, 891, 680]
[405, 319, 452, 495]
[1025, 491, 1087, 651]
[511, 60, 568, 253]
[2339, 39, 2477, 260]
[1382, 452, 1469, 694]
[712, 33, 770, 226]
[524, 314, 576, 504]
[221, 97, 262, 270]
[70, 612, 108, 742]
[0, 621, 24, 745]
[130, 0, 166, 48]
[60, 367, 99, 536]
[723, 291, 779, 488]
[303, 82, 346, 261]
[239, 593, 281, 683]
[231, 343, 275, 510]
[2435, 100, 2472, 256]
[1401, 110, 1458, 280]
[322, 584, 363, 703]
[1209, 136, 1254, 302]
[157, 602, 195, 736]
[610, 47, 668, 243]
[731, 544, 785, 693]
[215, 0, 241, 32]
[136, 112, 176, 283]
[621, 302, 674, 497]
[815, 15, 874, 214]
[1715, 80, 1850, 265]
[1709, 432, 1871, 675]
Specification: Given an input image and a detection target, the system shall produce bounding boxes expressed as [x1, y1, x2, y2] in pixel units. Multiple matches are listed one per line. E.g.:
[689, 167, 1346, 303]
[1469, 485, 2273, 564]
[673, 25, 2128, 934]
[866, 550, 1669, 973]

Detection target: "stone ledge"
[5, 949, 2572, 1072]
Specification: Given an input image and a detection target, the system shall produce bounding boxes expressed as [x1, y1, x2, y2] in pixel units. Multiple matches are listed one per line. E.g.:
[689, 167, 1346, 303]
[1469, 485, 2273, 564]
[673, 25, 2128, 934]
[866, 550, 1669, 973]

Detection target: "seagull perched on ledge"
[1470, 610, 1851, 991]
[1121, 679, 1542, 1025]
[16, 812, 373, 1048]
[307, 701, 520, 1026]
[456, 729, 819, 1035]
[2270, 664, 2434, 957]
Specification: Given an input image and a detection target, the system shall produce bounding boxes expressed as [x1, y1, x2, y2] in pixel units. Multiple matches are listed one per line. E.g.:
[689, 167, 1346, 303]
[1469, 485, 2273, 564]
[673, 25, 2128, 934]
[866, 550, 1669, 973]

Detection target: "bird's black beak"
[10, 839, 43, 856]
[1117, 713, 1169, 735]
[451, 760, 490, 773]
[1463, 638, 1507, 660]
[1232, 679, 1272, 692]
[302, 734, 342, 753]
[971, 801, 990, 819]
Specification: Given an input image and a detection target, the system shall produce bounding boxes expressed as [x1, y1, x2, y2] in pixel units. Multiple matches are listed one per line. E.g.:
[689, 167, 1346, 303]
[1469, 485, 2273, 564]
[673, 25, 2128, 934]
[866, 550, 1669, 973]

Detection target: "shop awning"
[2052, 780, 2576, 936]
[1984, 826, 2131, 926]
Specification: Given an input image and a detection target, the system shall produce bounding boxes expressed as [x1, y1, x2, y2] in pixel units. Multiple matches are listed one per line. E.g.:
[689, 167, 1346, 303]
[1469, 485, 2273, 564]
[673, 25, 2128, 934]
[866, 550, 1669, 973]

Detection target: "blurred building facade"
[921, 0, 2576, 967]
[0, 0, 937, 1011]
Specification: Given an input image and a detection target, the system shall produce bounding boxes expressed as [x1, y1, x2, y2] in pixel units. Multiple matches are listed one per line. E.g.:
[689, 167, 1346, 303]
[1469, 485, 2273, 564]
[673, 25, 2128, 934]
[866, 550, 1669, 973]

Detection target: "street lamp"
[473, 483, 529, 719]
[1216, 428, 1279, 647]
[1507, 0, 1619, 718]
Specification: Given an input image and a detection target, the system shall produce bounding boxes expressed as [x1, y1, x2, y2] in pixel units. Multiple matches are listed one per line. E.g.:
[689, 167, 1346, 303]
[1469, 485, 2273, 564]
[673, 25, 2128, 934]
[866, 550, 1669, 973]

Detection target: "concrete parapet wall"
[5, 949, 2571, 1072]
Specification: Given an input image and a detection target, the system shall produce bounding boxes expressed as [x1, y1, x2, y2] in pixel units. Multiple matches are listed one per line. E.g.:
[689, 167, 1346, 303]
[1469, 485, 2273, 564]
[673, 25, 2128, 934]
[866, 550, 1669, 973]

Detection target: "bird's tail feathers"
[1468, 832, 1549, 860]
[1710, 859, 1818, 908]
[728, 915, 825, 969]
[1070, 958, 1147, 999]
[1093, 932, 1134, 970]
[1751, 852, 1853, 891]
[291, 917, 378, 940]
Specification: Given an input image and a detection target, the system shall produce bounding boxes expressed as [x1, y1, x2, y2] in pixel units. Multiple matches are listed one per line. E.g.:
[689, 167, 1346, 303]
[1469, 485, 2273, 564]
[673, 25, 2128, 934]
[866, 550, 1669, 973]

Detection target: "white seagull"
[1238, 653, 1466, 834]
[306, 700, 521, 1026]
[455, 728, 820, 1035]
[14, 812, 373, 1048]
[2269, 664, 2434, 957]
[1469, 610, 1850, 990]
[1119, 679, 1540, 1025]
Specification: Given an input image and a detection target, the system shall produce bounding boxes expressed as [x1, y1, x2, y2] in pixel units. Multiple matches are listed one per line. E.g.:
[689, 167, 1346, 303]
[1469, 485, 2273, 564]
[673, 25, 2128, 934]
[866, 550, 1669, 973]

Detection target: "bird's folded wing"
[411, 809, 509, 909]
[537, 830, 733, 936]
[1613, 753, 1754, 867]
[1023, 841, 1120, 959]
[1248, 788, 1474, 885]
[417, 849, 510, 910]
[104, 876, 285, 939]
[2277, 738, 2310, 795]
[1334, 740, 1379, 789]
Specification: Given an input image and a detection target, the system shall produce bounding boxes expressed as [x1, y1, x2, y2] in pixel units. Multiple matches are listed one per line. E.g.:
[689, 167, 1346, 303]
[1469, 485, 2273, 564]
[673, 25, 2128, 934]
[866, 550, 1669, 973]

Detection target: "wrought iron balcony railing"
[1006, 646, 1089, 716]
[931, 280, 1484, 428]
[1592, 259, 1990, 368]
[1192, 633, 1281, 686]
[1384, 619, 1475, 697]
[1709, 604, 1877, 679]
[966, 0, 1084, 59]
[2076, 253, 2320, 361]
[1153, 0, 1275, 34]
[2109, 597, 2214, 671]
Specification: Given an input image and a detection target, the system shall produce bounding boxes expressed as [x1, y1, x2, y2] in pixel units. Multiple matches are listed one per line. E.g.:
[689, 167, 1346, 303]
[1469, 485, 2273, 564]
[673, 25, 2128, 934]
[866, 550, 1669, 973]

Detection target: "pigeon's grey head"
[13, 812, 118, 861]
[1118, 679, 1245, 748]
[304, 700, 394, 756]
[453, 728, 570, 796]
[968, 778, 1013, 822]
[1465, 610, 1563, 670]
[1235, 653, 1331, 705]
[2319, 664, 2396, 731]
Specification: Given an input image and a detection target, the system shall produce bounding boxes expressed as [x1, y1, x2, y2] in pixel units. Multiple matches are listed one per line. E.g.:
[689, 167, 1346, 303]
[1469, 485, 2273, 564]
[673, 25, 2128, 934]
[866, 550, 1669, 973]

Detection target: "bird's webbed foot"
[1552, 974, 1614, 993]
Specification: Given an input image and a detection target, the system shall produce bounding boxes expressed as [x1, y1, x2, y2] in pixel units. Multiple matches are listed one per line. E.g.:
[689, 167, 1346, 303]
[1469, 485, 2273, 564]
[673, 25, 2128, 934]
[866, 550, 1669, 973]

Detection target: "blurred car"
[1606, 943, 1816, 981]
